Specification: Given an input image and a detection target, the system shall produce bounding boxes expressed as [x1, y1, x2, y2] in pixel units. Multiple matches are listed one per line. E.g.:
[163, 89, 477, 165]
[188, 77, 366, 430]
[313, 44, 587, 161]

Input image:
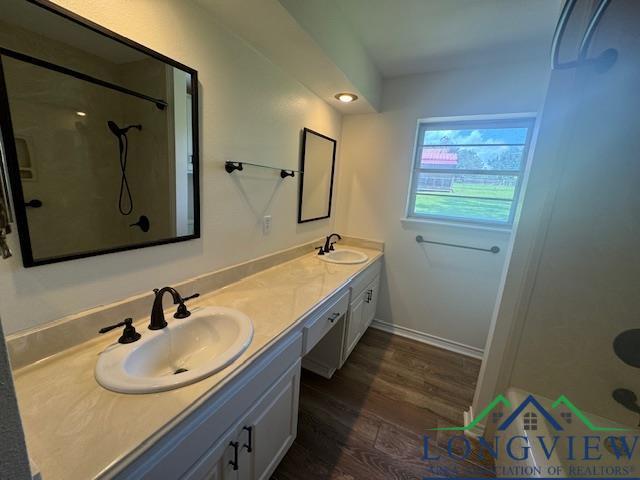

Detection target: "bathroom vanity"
[0, 5, 384, 478]
[10, 244, 382, 480]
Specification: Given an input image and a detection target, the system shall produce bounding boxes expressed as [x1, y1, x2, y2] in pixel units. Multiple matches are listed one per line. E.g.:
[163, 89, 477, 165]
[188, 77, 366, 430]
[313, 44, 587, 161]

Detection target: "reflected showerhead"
[107, 120, 120, 137]
[107, 121, 142, 137]
[108, 120, 142, 217]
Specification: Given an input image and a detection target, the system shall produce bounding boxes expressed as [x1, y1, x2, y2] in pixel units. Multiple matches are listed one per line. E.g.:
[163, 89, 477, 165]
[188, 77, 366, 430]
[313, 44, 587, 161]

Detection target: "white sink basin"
[96, 307, 253, 394]
[319, 248, 368, 264]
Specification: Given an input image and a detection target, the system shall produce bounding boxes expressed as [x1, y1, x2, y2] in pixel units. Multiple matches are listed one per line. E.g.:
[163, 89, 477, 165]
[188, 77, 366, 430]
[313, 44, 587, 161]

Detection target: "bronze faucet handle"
[99, 318, 141, 344]
[174, 293, 200, 319]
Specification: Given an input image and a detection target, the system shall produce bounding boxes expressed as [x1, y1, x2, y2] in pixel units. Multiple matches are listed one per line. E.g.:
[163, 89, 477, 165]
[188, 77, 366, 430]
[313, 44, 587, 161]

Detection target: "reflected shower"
[107, 120, 142, 216]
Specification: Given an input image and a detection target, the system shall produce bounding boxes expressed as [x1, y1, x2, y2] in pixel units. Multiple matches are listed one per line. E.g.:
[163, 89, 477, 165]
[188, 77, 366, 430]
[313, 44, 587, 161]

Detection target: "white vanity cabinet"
[342, 261, 381, 365]
[363, 276, 380, 329]
[344, 287, 367, 358]
[112, 254, 382, 480]
[302, 258, 382, 375]
[115, 334, 302, 480]
[301, 289, 350, 355]
[300, 289, 350, 378]
[241, 360, 300, 480]
[184, 360, 300, 480]
[183, 427, 239, 480]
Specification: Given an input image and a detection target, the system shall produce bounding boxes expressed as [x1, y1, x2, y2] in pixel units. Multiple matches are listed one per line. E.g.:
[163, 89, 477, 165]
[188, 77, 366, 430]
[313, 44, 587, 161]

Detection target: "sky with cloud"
[422, 127, 528, 170]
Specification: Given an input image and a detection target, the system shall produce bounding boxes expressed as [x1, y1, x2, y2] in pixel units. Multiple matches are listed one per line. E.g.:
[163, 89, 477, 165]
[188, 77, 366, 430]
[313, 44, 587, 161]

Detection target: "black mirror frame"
[297, 128, 337, 224]
[0, 0, 200, 267]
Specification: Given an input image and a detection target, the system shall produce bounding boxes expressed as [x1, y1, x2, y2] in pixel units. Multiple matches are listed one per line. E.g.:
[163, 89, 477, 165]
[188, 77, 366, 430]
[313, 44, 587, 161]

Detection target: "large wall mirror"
[0, 0, 199, 267]
[298, 128, 336, 223]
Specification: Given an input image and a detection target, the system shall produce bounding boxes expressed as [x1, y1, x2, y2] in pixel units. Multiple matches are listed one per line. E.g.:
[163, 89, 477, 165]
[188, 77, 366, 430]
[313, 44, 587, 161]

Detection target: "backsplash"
[7, 236, 382, 369]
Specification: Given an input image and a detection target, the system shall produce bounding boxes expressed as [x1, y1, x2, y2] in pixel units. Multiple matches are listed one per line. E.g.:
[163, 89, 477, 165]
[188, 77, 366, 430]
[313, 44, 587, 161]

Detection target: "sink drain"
[174, 368, 189, 374]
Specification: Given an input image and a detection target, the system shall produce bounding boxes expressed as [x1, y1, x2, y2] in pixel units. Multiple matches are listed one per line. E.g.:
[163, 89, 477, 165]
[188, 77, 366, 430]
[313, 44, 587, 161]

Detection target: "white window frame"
[405, 113, 536, 227]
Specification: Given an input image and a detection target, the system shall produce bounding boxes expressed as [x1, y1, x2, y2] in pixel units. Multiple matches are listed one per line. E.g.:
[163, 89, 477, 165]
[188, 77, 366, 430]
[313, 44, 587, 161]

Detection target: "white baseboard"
[370, 319, 484, 360]
[463, 407, 485, 439]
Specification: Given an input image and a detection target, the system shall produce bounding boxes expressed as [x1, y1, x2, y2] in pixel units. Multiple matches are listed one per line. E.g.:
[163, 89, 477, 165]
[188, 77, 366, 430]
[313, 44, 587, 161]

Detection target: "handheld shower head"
[107, 120, 142, 217]
[107, 121, 142, 137]
[107, 120, 121, 137]
[122, 124, 142, 134]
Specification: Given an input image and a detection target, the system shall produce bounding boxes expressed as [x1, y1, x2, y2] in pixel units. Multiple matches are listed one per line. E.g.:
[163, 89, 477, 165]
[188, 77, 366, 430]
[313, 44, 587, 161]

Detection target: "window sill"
[400, 217, 512, 234]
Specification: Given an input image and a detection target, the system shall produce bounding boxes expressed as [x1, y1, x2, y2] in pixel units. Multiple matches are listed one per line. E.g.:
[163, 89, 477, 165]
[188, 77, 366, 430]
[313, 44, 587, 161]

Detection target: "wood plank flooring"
[273, 328, 495, 479]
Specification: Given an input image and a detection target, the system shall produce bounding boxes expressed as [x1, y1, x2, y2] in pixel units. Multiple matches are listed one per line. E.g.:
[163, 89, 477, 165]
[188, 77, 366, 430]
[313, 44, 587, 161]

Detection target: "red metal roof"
[421, 148, 458, 166]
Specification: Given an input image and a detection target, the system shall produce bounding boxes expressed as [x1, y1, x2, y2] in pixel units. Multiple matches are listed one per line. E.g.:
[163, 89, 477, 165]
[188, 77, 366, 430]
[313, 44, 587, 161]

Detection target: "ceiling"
[334, 0, 563, 77]
[197, 0, 380, 113]
[198, 0, 561, 113]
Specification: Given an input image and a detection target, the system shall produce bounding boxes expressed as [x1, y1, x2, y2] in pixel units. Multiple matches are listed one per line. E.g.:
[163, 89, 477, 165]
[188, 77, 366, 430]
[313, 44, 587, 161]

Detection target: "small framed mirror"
[298, 128, 337, 223]
[0, 0, 199, 267]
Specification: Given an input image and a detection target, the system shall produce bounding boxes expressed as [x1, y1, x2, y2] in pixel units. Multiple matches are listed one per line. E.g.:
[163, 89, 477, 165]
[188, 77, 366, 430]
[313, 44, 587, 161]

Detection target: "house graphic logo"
[431, 394, 628, 432]
[422, 394, 637, 478]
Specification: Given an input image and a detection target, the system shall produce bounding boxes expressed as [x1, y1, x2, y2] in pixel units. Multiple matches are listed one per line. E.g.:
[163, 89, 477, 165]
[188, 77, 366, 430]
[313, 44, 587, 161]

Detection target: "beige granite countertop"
[13, 247, 382, 480]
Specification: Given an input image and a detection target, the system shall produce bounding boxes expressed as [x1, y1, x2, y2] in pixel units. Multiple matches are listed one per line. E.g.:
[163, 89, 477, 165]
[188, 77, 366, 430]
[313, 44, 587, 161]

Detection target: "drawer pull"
[229, 441, 239, 471]
[365, 289, 373, 303]
[242, 425, 253, 453]
[328, 312, 340, 323]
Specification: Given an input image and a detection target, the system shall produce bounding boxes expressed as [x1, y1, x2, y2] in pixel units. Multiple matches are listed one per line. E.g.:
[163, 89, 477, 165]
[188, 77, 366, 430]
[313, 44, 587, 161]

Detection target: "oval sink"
[96, 307, 253, 394]
[319, 248, 368, 264]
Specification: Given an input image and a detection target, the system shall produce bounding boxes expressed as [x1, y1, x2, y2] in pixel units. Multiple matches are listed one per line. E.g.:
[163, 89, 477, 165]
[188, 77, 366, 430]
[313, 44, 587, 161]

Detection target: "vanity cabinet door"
[363, 276, 380, 329]
[182, 429, 240, 480]
[242, 360, 301, 480]
[342, 274, 380, 365]
[344, 289, 366, 362]
[220, 441, 242, 480]
[184, 360, 300, 480]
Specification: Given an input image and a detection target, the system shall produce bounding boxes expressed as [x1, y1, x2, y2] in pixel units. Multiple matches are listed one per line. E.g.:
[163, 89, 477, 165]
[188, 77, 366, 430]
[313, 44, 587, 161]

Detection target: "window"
[560, 411, 572, 424]
[407, 117, 534, 226]
[523, 412, 538, 431]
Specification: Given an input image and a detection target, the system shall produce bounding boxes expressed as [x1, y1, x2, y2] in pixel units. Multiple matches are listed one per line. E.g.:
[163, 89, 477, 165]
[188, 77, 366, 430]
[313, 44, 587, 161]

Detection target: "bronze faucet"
[149, 287, 199, 330]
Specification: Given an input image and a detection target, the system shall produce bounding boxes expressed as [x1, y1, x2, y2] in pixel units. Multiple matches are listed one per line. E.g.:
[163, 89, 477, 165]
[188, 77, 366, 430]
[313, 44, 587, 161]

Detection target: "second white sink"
[96, 306, 253, 394]
[319, 248, 368, 264]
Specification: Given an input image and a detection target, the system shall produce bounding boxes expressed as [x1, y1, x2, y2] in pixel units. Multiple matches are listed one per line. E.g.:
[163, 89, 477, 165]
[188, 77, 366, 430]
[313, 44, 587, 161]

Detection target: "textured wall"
[0, 0, 342, 334]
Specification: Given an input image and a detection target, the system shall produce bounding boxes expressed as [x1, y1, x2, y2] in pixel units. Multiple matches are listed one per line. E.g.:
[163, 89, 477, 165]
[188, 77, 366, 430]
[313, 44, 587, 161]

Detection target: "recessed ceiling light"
[76, 111, 87, 117]
[335, 93, 358, 103]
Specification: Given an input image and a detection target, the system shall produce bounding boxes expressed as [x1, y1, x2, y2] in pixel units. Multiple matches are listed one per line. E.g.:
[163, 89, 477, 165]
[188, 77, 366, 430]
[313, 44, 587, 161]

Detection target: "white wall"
[0, 0, 342, 334]
[336, 61, 549, 352]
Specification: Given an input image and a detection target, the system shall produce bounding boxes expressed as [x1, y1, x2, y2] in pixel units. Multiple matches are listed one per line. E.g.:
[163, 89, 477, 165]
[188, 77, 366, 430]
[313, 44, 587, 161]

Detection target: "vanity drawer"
[302, 290, 350, 355]
[350, 258, 381, 298]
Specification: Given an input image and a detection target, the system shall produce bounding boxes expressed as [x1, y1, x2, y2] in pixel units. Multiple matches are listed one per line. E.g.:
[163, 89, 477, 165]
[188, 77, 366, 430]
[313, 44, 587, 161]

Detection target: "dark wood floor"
[273, 328, 495, 479]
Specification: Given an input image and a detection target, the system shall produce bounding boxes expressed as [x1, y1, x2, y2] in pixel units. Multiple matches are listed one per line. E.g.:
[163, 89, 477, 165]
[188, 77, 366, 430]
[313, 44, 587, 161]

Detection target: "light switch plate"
[262, 215, 272, 235]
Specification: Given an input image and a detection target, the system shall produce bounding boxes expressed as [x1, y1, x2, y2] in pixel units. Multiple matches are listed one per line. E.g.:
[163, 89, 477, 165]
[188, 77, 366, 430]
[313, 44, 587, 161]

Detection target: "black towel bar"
[416, 235, 500, 254]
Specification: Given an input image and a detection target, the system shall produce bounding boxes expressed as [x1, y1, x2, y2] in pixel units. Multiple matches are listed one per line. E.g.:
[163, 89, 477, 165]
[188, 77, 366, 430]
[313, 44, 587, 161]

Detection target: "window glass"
[408, 119, 534, 225]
